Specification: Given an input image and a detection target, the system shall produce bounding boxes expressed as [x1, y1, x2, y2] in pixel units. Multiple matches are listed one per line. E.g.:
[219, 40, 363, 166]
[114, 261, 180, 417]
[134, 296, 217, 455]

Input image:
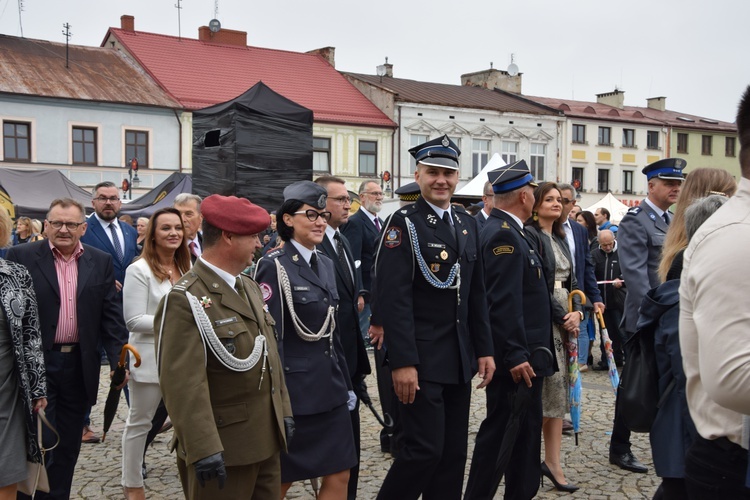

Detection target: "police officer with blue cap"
[465, 160, 555, 499]
[608, 157, 685, 474]
[374, 135, 495, 500]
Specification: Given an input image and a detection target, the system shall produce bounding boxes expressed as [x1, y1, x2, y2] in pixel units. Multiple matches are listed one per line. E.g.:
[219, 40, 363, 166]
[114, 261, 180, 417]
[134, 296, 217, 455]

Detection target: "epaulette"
[453, 204, 469, 215]
[265, 248, 283, 259]
[171, 271, 199, 292]
[625, 206, 642, 216]
[395, 203, 419, 217]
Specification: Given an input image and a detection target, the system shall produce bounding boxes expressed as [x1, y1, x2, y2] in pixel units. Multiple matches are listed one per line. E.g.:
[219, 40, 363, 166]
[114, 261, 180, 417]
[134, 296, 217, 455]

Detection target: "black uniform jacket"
[373, 197, 492, 385]
[481, 209, 554, 377]
[255, 245, 352, 416]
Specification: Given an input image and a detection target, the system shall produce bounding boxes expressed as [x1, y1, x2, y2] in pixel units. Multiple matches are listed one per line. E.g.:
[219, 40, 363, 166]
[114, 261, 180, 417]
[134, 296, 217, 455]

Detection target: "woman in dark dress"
[254, 181, 355, 500]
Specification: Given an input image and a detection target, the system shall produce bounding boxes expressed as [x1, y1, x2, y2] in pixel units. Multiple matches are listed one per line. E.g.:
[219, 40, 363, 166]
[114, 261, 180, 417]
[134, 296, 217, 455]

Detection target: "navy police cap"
[642, 158, 686, 181]
[488, 159, 538, 194]
[408, 135, 461, 170]
[283, 180, 328, 209]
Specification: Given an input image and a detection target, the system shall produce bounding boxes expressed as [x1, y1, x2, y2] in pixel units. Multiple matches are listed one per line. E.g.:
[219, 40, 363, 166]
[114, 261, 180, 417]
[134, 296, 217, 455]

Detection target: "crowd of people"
[2, 85, 750, 500]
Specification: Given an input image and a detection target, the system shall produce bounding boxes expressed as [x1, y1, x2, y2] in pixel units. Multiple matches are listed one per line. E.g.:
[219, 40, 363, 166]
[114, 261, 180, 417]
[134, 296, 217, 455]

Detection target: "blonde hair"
[658, 168, 737, 281]
[0, 210, 13, 248]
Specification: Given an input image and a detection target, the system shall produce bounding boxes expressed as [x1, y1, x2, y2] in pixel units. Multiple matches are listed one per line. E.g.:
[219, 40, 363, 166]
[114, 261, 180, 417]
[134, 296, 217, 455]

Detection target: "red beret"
[201, 195, 270, 235]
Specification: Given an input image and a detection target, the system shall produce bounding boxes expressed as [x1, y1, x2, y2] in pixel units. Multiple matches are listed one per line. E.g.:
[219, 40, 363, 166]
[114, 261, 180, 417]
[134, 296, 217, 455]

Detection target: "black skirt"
[280, 403, 356, 483]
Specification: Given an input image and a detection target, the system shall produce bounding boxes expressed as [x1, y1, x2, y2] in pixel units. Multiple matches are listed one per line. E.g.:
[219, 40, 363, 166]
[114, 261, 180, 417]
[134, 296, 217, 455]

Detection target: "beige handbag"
[17, 408, 59, 497]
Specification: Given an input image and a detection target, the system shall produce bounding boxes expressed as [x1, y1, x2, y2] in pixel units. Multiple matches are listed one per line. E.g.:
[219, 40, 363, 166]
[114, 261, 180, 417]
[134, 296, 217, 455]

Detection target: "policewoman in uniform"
[255, 181, 356, 500]
[155, 195, 292, 499]
[374, 135, 495, 500]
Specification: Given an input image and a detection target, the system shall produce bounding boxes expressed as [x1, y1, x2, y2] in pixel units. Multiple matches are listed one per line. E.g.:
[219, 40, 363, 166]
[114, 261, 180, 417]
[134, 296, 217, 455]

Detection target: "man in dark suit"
[174, 193, 204, 263]
[465, 160, 554, 500]
[474, 180, 494, 231]
[558, 183, 604, 370]
[374, 136, 494, 499]
[80, 181, 138, 291]
[315, 175, 372, 499]
[8, 198, 128, 500]
[341, 180, 383, 341]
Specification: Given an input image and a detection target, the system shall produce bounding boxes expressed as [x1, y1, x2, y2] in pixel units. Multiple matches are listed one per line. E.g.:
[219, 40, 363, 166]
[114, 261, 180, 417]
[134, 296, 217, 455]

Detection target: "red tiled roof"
[345, 73, 560, 116]
[0, 34, 180, 108]
[527, 94, 736, 132]
[104, 28, 395, 128]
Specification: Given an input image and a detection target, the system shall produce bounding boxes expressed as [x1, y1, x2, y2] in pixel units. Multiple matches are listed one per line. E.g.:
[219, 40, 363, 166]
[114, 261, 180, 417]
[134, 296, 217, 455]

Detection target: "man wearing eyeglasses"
[81, 181, 138, 294]
[8, 198, 128, 500]
[342, 180, 385, 342]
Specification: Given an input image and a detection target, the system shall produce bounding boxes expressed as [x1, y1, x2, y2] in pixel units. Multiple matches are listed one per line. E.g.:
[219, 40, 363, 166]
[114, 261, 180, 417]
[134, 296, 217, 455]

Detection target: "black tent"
[0, 169, 93, 219]
[120, 172, 192, 220]
[192, 81, 313, 211]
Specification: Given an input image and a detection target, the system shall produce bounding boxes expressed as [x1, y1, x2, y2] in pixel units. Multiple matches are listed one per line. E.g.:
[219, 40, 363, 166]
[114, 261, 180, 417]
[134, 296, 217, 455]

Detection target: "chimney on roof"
[460, 68, 522, 94]
[307, 47, 335, 67]
[596, 88, 625, 109]
[647, 96, 666, 112]
[121, 15, 135, 31]
[198, 26, 247, 47]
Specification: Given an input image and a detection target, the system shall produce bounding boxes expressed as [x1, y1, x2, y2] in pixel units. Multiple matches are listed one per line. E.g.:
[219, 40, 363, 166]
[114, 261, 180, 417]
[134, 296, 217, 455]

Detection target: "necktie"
[442, 211, 456, 242]
[235, 277, 249, 304]
[109, 223, 124, 264]
[374, 218, 381, 232]
[309, 252, 319, 276]
[189, 241, 199, 257]
[334, 231, 354, 289]
[662, 212, 670, 226]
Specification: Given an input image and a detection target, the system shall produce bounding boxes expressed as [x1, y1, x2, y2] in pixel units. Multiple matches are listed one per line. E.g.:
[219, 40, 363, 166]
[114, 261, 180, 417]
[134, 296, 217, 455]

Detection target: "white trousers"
[121, 380, 163, 488]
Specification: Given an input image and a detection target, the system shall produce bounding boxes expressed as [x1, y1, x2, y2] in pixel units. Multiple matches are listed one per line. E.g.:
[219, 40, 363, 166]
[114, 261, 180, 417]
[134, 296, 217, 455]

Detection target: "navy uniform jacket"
[318, 232, 371, 381]
[481, 209, 554, 376]
[255, 246, 351, 416]
[474, 211, 488, 232]
[341, 208, 381, 296]
[373, 197, 492, 385]
[617, 201, 670, 334]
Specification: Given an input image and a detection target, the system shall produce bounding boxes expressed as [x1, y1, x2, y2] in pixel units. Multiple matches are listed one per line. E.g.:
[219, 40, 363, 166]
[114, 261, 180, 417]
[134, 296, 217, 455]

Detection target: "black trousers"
[685, 435, 750, 499]
[377, 380, 471, 500]
[347, 394, 361, 500]
[19, 350, 89, 500]
[465, 375, 543, 500]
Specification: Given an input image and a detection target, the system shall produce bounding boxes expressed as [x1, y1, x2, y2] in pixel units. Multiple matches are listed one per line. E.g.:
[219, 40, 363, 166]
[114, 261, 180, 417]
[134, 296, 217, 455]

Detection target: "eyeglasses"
[329, 196, 352, 205]
[47, 220, 85, 231]
[561, 198, 576, 205]
[293, 210, 332, 222]
[94, 196, 121, 203]
[362, 191, 384, 198]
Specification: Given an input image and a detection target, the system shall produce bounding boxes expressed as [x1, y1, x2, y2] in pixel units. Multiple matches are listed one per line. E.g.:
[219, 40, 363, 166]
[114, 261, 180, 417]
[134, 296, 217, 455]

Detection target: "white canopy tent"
[454, 153, 507, 197]
[584, 192, 630, 224]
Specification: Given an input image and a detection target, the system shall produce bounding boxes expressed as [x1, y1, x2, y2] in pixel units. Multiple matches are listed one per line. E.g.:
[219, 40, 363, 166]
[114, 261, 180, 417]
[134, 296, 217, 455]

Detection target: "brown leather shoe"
[82, 425, 101, 444]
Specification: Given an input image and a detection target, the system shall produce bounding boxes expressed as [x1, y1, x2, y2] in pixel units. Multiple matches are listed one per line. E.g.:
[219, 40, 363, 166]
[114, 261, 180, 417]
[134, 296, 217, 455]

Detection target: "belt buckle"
[60, 345, 75, 353]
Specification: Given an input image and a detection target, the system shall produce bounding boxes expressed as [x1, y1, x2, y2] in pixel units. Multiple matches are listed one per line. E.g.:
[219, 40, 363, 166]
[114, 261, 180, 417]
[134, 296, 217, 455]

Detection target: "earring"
[533, 211, 539, 222]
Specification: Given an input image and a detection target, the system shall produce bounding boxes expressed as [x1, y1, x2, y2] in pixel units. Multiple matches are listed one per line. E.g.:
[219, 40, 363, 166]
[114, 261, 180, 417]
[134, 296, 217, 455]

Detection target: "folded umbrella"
[595, 310, 620, 394]
[102, 344, 141, 442]
[567, 290, 586, 446]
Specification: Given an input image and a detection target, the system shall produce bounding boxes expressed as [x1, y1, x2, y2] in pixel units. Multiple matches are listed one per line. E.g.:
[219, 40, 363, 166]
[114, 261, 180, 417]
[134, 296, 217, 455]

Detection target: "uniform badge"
[648, 212, 656, 221]
[493, 245, 514, 255]
[292, 254, 299, 262]
[401, 209, 408, 214]
[462, 229, 468, 235]
[317, 194, 327, 209]
[384, 227, 402, 248]
[212, 283, 220, 289]
[259, 282, 273, 302]
[199, 296, 213, 309]
[501, 221, 510, 229]
[430, 263, 441, 273]
[440, 250, 449, 260]
[426, 214, 437, 225]
[455, 214, 462, 224]
[442, 136, 450, 147]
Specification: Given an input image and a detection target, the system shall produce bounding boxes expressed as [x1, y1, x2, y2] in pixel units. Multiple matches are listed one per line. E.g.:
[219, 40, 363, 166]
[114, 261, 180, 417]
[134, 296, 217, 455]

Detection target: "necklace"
[157, 261, 177, 285]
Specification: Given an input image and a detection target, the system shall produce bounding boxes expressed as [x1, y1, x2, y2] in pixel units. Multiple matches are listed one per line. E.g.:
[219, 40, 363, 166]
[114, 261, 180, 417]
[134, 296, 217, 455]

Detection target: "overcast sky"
[1, 0, 747, 123]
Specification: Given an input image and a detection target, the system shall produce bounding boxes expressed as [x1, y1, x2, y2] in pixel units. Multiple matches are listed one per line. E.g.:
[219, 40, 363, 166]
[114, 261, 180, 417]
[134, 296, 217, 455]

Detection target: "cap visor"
[417, 158, 459, 170]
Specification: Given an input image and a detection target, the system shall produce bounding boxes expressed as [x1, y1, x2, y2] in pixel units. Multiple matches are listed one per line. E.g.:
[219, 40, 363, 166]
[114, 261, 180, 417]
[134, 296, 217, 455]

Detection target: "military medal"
[440, 250, 448, 260]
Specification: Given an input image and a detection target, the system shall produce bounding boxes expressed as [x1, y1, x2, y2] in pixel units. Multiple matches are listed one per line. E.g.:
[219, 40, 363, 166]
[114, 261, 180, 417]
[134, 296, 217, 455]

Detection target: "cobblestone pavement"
[74, 351, 659, 499]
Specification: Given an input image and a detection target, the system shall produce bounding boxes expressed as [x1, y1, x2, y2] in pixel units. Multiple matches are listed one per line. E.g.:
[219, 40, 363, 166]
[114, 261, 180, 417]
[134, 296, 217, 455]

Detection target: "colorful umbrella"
[595, 310, 620, 394]
[567, 290, 586, 446]
[102, 344, 141, 442]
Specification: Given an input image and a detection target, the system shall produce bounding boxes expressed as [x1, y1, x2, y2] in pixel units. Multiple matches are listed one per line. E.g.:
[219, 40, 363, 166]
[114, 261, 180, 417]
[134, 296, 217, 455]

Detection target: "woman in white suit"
[121, 208, 191, 499]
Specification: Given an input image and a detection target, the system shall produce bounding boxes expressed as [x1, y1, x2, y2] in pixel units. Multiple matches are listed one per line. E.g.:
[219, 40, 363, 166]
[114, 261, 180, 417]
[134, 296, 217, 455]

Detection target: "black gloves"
[194, 452, 226, 489]
[284, 416, 295, 446]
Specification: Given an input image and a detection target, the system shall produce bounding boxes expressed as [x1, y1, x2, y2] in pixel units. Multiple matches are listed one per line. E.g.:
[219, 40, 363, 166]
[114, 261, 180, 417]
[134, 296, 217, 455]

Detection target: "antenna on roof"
[507, 53, 519, 76]
[62, 23, 72, 68]
[17, 0, 24, 37]
[214, 0, 219, 18]
[175, 0, 182, 40]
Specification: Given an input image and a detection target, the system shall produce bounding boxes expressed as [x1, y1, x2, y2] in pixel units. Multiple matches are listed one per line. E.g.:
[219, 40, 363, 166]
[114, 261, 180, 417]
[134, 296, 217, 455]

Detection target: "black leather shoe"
[609, 452, 648, 473]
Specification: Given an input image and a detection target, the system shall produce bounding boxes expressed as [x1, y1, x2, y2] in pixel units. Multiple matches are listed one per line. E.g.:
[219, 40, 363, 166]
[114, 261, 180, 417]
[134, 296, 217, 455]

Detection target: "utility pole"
[17, 0, 24, 37]
[62, 23, 72, 68]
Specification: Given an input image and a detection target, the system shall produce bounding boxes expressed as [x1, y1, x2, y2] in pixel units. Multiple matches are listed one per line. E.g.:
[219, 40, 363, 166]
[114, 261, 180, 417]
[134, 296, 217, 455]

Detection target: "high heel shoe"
[540, 461, 580, 493]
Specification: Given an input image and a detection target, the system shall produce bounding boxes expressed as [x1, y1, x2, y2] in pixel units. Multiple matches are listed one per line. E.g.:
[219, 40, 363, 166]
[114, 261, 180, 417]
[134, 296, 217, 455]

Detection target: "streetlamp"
[128, 158, 141, 200]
